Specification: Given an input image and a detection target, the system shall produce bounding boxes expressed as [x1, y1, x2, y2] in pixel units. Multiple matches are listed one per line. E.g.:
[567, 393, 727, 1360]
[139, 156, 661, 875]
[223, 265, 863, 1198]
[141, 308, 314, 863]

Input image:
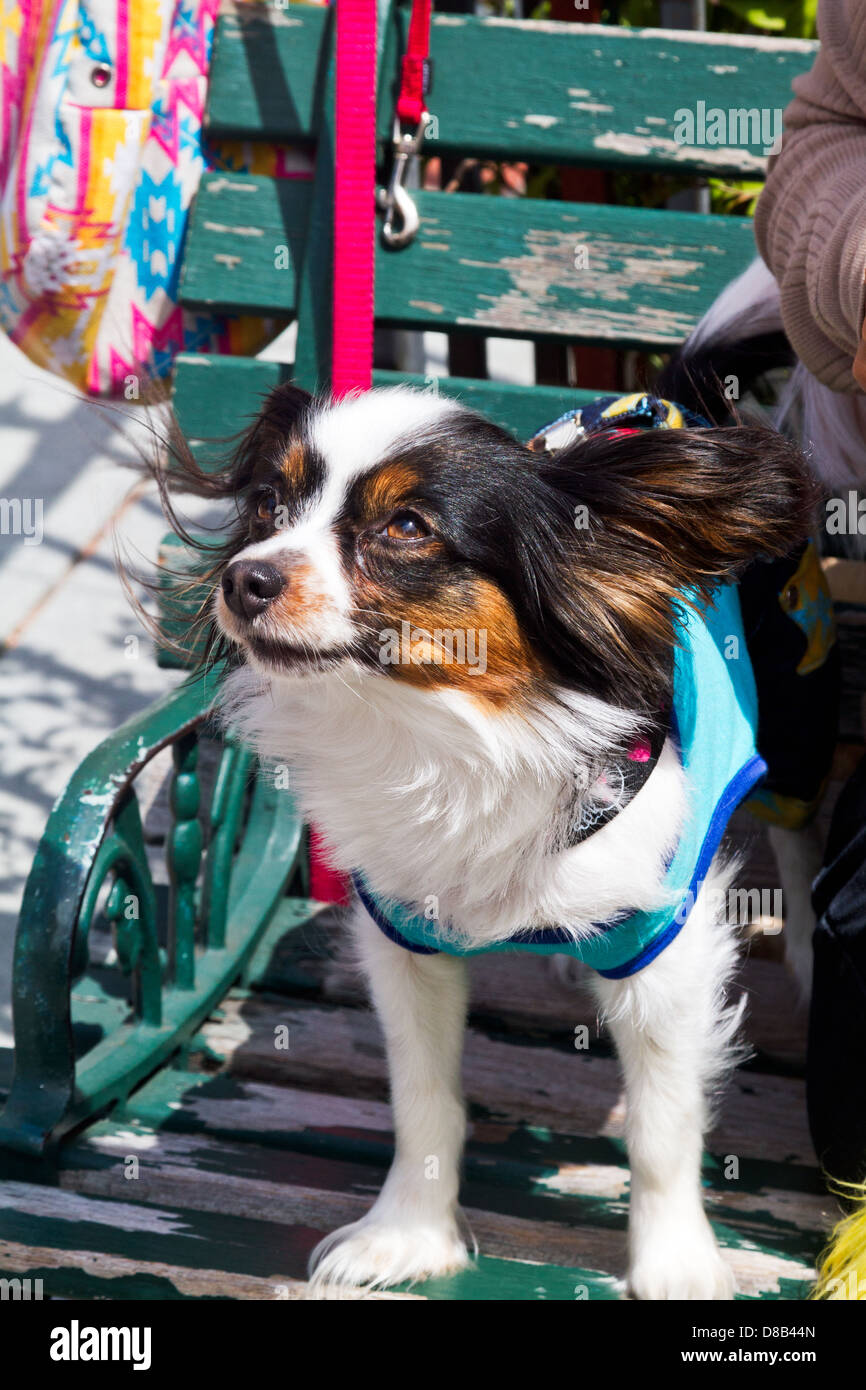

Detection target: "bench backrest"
[173, 4, 816, 448]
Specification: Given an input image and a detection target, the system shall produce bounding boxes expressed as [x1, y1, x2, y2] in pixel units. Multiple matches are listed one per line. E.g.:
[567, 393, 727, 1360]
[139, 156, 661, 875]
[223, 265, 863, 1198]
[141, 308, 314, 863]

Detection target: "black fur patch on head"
[153, 389, 816, 713]
[319, 409, 816, 713]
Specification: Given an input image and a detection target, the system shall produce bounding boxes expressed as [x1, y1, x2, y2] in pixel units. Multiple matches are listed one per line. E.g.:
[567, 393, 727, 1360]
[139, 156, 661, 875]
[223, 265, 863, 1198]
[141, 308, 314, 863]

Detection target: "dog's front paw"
[628, 1222, 734, 1301]
[307, 1213, 470, 1295]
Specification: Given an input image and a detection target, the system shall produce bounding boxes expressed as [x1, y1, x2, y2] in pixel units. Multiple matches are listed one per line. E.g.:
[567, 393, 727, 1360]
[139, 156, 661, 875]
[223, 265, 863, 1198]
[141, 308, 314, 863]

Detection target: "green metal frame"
[0, 667, 305, 1156]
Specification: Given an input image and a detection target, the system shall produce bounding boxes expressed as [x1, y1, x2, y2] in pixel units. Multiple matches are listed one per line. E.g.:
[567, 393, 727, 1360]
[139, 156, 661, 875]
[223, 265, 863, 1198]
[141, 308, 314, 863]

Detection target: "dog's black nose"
[222, 560, 285, 619]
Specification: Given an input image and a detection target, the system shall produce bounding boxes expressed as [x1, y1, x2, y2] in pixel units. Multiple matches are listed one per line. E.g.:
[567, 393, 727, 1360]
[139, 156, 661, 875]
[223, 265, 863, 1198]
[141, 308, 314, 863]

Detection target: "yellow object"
[746, 784, 825, 831]
[778, 540, 837, 677]
[813, 1182, 866, 1299]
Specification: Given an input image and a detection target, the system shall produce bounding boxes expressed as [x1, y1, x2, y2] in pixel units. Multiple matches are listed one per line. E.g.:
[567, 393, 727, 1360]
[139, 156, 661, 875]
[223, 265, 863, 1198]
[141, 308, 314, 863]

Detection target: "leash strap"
[331, 0, 378, 397]
[313, 0, 427, 900]
[378, 0, 433, 247]
[312, 0, 379, 903]
[396, 0, 433, 125]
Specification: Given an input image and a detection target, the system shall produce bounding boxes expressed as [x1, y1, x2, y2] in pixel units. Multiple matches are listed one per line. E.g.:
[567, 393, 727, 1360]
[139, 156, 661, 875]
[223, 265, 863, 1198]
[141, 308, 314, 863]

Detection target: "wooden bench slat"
[0, 1178, 624, 1301]
[171, 353, 288, 443]
[207, 8, 816, 177]
[0, 1238, 387, 1300]
[0, 1180, 419, 1299]
[67, 1065, 830, 1241]
[376, 191, 757, 344]
[243, 901, 807, 1072]
[54, 1136, 634, 1282]
[37, 1059, 822, 1296]
[0, 1177, 315, 1286]
[393, 17, 815, 176]
[56, 1135, 818, 1298]
[74, 1055, 818, 1199]
[188, 994, 815, 1166]
[178, 173, 311, 317]
[373, 373, 600, 437]
[207, 4, 329, 146]
[180, 178, 757, 346]
[49, 1052, 823, 1291]
[171, 353, 600, 450]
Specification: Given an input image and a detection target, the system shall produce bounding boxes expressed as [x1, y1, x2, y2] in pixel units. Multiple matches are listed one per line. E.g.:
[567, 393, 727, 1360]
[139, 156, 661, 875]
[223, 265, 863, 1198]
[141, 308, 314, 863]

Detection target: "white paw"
[308, 1213, 470, 1295]
[628, 1224, 734, 1301]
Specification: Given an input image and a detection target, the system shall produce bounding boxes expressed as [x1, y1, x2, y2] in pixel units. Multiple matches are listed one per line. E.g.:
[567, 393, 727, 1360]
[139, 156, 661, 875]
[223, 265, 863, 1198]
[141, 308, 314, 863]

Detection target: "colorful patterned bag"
[0, 0, 305, 395]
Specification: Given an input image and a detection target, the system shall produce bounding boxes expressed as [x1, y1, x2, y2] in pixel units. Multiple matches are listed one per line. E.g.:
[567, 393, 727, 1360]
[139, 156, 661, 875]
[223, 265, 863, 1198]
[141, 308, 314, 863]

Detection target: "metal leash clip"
[377, 115, 429, 249]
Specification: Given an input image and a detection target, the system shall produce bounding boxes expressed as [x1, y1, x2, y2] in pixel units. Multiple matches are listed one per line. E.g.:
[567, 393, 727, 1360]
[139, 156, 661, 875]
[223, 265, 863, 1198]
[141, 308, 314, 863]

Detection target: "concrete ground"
[0, 333, 188, 1049]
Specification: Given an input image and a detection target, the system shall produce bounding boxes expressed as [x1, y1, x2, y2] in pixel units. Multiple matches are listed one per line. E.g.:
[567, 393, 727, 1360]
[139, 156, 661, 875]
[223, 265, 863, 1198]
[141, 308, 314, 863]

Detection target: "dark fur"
[155, 383, 817, 713]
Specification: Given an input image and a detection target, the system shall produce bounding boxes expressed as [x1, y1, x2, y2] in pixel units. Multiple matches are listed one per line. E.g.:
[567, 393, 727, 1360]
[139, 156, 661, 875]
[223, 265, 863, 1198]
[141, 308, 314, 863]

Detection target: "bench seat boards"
[0, 1078, 819, 1302]
[207, 7, 816, 177]
[244, 903, 810, 1072]
[182, 12, 814, 392]
[0, 895, 832, 1301]
[180, 178, 757, 347]
[0, 1042, 825, 1300]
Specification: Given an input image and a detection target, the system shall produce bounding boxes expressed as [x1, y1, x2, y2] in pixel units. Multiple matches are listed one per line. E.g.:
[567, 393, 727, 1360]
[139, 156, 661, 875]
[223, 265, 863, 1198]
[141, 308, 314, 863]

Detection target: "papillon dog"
[160, 383, 821, 1299]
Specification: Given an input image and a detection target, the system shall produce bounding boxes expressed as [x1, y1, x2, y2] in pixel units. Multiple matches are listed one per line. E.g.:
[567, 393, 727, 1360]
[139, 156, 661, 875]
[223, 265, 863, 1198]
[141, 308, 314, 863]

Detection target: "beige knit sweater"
[755, 0, 866, 391]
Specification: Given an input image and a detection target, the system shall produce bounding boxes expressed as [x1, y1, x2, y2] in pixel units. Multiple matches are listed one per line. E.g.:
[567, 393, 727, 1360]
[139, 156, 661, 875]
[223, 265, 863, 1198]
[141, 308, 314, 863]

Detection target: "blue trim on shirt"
[354, 752, 768, 975]
[593, 752, 768, 979]
[353, 874, 440, 955]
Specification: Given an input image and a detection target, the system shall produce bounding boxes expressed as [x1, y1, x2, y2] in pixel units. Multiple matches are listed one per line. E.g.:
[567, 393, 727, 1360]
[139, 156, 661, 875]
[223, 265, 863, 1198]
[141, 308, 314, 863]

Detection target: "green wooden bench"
[0, 5, 832, 1301]
[173, 6, 816, 447]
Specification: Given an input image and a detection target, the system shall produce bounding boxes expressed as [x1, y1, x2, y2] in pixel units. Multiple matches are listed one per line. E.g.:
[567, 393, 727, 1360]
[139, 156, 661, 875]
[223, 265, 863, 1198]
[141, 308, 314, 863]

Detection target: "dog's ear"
[139, 381, 315, 670]
[229, 382, 315, 490]
[518, 426, 817, 709]
[159, 380, 315, 502]
[541, 424, 816, 582]
[146, 378, 314, 568]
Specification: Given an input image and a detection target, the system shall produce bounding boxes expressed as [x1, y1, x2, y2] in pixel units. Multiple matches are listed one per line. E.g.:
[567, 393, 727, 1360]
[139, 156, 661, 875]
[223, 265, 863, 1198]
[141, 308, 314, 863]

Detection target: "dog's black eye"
[382, 509, 430, 541]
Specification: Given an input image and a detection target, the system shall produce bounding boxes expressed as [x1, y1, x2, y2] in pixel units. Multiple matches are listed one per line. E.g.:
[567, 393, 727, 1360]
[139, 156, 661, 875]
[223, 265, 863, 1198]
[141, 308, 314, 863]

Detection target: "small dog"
[164, 383, 829, 1299]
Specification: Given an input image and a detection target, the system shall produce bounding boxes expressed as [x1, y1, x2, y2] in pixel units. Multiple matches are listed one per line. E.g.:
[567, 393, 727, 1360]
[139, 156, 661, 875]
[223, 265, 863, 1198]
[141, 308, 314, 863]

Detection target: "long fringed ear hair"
[128, 382, 315, 671]
[505, 422, 818, 714]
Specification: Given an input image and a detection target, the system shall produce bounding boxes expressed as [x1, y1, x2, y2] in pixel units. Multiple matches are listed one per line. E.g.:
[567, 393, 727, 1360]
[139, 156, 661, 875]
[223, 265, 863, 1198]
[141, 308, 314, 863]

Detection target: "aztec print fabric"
[0, 1, 312, 395]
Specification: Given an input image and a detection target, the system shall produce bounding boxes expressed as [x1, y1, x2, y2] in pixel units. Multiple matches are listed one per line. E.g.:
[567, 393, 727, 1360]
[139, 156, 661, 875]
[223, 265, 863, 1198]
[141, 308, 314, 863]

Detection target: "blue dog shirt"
[353, 394, 837, 979]
[354, 583, 767, 979]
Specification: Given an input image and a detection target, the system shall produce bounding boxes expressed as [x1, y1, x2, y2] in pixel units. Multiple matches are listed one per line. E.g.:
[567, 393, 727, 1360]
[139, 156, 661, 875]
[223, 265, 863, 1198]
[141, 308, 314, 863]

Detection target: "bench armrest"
[0, 667, 304, 1156]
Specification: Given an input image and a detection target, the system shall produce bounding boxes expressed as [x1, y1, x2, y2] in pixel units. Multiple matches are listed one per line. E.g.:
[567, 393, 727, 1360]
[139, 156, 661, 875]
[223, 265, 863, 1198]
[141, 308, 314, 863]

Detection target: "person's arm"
[755, 0, 866, 392]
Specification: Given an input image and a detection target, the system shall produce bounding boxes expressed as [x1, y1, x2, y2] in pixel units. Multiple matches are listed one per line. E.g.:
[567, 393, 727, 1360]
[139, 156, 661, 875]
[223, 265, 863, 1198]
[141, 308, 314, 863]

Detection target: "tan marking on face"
[375, 575, 543, 706]
[227, 557, 339, 654]
[277, 440, 307, 491]
[356, 461, 425, 522]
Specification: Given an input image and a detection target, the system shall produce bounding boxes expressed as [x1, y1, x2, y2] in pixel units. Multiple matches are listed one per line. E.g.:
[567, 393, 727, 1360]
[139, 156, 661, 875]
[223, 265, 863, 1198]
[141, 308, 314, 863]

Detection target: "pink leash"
[396, 0, 433, 126]
[309, 0, 389, 903]
[310, 0, 433, 903]
[330, 0, 378, 398]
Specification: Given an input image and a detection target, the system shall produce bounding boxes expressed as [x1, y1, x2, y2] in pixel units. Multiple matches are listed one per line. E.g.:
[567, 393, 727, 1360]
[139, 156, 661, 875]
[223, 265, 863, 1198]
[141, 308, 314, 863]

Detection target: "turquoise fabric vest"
[353, 583, 768, 979]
